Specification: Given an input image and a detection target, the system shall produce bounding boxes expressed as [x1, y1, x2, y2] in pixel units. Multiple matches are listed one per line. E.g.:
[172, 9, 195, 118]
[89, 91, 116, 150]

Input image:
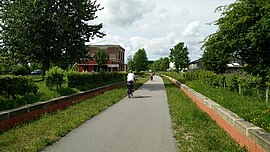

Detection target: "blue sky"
[89, 0, 236, 62]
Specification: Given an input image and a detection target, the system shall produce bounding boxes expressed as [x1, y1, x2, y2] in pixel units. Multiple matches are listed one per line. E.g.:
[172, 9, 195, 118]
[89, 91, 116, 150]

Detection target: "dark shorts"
[127, 81, 134, 88]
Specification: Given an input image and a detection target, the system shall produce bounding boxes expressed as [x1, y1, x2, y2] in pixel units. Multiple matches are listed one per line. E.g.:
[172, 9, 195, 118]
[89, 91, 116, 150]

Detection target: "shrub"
[67, 71, 125, 90]
[12, 65, 29, 76]
[0, 76, 38, 99]
[45, 66, 65, 90]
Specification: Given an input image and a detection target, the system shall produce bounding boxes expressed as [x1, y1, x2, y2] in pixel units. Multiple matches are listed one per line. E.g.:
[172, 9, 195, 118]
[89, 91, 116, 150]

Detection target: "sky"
[89, 0, 236, 62]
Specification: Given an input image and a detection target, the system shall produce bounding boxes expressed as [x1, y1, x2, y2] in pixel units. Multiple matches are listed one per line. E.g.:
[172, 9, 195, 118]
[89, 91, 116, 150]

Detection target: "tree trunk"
[42, 59, 50, 79]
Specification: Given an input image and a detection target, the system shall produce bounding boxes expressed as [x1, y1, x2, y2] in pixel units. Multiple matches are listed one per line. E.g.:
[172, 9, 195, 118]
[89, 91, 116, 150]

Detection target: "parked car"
[31, 70, 42, 75]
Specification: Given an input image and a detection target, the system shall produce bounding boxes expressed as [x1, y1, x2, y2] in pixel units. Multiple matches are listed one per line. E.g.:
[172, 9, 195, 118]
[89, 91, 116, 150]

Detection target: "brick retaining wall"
[0, 82, 125, 131]
[164, 75, 270, 152]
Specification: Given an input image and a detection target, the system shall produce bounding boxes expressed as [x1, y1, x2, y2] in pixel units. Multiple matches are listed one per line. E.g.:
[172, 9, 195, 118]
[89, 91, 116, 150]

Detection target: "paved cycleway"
[43, 75, 178, 152]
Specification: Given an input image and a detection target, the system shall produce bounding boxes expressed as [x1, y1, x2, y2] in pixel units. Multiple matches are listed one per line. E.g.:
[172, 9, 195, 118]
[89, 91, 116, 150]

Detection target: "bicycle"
[127, 81, 133, 98]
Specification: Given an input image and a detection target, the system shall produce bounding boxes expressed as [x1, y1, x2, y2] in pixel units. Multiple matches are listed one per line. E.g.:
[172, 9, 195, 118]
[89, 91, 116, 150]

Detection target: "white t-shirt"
[127, 73, 136, 81]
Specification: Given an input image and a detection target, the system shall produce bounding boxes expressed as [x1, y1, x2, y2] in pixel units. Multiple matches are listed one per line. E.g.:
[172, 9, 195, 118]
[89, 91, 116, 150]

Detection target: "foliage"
[203, 0, 270, 78]
[133, 48, 148, 72]
[93, 48, 109, 71]
[0, 62, 12, 75]
[201, 34, 231, 74]
[67, 71, 125, 90]
[0, 0, 105, 73]
[0, 76, 38, 99]
[150, 57, 170, 71]
[165, 70, 268, 100]
[127, 55, 135, 71]
[169, 42, 190, 72]
[12, 65, 30, 76]
[45, 66, 65, 90]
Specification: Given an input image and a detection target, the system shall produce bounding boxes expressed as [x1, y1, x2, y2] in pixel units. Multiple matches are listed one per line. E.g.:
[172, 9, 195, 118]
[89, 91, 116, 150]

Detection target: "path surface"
[43, 76, 178, 152]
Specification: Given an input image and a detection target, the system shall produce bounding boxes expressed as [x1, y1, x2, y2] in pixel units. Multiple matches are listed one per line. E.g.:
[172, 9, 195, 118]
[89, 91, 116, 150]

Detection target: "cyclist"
[127, 70, 136, 96]
[150, 72, 154, 81]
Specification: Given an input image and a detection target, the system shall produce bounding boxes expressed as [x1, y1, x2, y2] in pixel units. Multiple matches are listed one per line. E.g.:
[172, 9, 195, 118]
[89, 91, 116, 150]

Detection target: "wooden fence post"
[266, 86, 269, 104]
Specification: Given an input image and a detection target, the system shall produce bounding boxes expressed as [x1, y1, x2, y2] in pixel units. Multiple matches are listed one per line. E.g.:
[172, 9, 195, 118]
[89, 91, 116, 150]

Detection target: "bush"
[67, 71, 125, 90]
[12, 65, 29, 76]
[45, 66, 65, 90]
[164, 70, 269, 100]
[0, 76, 38, 99]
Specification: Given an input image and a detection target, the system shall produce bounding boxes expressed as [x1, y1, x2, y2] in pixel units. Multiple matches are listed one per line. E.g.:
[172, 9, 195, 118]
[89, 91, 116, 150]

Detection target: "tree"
[161, 57, 170, 71]
[133, 48, 148, 72]
[0, 0, 105, 74]
[93, 48, 109, 71]
[202, 34, 231, 74]
[203, 0, 270, 78]
[150, 57, 169, 72]
[127, 55, 135, 71]
[169, 42, 190, 72]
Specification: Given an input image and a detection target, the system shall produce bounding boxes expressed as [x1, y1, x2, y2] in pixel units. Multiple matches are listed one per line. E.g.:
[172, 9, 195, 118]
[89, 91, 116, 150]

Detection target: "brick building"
[78, 45, 125, 72]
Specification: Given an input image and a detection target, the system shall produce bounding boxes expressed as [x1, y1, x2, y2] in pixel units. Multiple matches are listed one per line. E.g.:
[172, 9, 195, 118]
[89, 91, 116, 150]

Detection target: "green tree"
[202, 34, 231, 74]
[203, 0, 270, 78]
[127, 55, 135, 71]
[169, 42, 190, 72]
[93, 48, 109, 71]
[150, 60, 160, 71]
[134, 48, 148, 72]
[0, 0, 105, 74]
[150, 57, 169, 72]
[161, 57, 170, 71]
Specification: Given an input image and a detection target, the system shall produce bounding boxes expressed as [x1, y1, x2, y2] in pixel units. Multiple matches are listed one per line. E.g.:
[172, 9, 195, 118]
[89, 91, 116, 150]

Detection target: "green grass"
[186, 80, 270, 133]
[163, 77, 247, 152]
[0, 77, 148, 152]
[35, 81, 80, 101]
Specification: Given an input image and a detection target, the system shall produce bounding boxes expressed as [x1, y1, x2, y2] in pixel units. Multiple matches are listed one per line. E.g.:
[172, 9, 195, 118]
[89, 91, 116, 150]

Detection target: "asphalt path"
[43, 75, 178, 152]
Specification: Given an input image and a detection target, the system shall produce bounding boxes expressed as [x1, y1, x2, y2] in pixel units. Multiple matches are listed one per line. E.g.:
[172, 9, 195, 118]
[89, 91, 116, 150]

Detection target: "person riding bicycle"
[127, 70, 136, 93]
[150, 72, 154, 80]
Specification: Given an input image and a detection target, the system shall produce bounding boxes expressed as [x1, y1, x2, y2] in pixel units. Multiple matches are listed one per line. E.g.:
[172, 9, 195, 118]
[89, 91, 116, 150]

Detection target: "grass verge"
[186, 80, 270, 133]
[0, 77, 148, 152]
[163, 76, 247, 151]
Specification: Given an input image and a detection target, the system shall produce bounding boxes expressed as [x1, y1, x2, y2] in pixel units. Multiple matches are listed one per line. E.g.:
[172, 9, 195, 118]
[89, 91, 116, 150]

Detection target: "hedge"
[163, 70, 269, 101]
[0, 76, 38, 99]
[67, 71, 126, 90]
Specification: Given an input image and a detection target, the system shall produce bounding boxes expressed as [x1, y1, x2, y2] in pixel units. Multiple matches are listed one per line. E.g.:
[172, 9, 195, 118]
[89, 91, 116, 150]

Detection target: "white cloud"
[182, 21, 201, 37]
[101, 0, 156, 27]
[92, 0, 236, 62]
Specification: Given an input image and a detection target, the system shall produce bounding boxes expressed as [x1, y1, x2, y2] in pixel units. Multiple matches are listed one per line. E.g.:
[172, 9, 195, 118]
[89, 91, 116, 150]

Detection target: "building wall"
[79, 45, 125, 72]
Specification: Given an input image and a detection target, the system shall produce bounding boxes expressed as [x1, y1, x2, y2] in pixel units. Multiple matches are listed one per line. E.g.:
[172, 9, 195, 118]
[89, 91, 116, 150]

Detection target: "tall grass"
[186, 80, 270, 133]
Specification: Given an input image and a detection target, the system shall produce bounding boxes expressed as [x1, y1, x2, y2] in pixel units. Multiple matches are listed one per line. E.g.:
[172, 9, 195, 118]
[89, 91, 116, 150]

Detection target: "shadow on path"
[132, 95, 152, 98]
[138, 83, 165, 91]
